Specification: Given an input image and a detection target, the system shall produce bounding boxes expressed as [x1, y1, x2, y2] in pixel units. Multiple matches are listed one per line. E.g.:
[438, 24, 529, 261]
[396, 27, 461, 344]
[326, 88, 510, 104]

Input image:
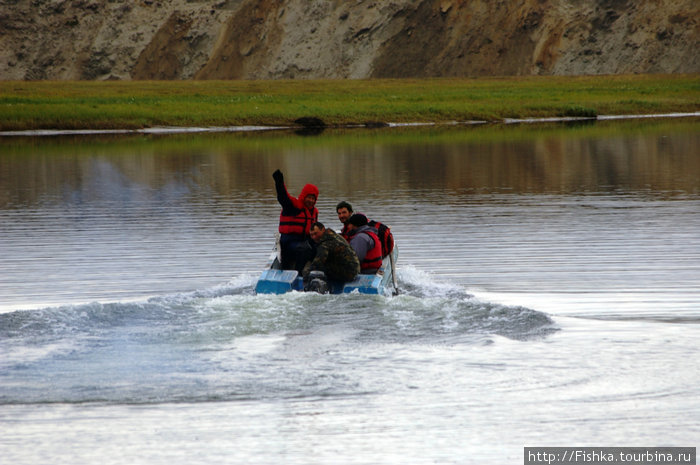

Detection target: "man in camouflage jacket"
[303, 222, 360, 283]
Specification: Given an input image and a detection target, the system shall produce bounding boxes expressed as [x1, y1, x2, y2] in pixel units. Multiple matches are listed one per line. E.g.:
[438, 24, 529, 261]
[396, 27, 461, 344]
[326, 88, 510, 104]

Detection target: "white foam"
[0, 340, 81, 369]
[398, 265, 467, 297]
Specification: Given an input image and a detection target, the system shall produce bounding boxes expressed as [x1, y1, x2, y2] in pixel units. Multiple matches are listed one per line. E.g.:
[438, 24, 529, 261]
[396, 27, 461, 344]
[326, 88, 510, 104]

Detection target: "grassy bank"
[1, 75, 698, 131]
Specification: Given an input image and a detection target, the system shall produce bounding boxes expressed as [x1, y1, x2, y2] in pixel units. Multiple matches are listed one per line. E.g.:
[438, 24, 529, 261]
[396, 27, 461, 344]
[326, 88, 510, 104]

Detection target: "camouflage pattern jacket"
[303, 228, 360, 282]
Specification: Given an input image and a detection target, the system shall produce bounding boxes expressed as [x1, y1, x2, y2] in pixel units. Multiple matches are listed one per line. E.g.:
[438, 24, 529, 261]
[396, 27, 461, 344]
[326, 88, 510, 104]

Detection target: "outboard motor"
[304, 270, 329, 294]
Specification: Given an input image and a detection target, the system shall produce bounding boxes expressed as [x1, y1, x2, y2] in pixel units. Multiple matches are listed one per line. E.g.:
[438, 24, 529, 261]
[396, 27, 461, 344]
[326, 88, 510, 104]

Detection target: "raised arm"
[273, 169, 299, 213]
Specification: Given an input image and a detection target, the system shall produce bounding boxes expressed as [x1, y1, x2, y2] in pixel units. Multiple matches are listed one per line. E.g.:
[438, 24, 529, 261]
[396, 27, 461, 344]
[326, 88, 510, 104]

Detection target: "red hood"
[300, 184, 319, 200]
[293, 184, 319, 210]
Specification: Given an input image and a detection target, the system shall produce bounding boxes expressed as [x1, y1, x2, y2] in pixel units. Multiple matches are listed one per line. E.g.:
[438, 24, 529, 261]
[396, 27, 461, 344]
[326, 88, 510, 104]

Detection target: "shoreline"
[2, 75, 697, 134]
[1, 112, 698, 137]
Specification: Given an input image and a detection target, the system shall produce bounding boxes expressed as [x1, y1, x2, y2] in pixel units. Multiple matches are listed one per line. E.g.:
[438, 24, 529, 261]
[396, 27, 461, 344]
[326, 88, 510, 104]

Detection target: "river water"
[1, 120, 699, 464]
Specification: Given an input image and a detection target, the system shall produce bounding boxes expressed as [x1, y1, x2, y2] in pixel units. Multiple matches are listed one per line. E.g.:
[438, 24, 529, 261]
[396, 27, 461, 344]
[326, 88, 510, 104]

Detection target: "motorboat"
[255, 236, 398, 295]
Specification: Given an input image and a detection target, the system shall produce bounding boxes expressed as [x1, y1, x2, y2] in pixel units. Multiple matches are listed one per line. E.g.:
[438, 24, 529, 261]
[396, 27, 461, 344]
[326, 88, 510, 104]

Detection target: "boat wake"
[0, 267, 556, 405]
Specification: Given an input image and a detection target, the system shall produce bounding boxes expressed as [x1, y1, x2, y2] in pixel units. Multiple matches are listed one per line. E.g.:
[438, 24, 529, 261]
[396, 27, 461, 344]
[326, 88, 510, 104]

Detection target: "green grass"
[0, 75, 698, 131]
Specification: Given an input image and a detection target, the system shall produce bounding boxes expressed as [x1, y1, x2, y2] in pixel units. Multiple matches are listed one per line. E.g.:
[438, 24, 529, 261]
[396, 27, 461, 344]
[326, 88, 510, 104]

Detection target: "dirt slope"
[1, 0, 697, 80]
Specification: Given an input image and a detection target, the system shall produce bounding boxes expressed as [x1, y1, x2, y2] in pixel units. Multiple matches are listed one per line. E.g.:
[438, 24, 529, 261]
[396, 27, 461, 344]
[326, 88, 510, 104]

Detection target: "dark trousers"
[280, 234, 315, 273]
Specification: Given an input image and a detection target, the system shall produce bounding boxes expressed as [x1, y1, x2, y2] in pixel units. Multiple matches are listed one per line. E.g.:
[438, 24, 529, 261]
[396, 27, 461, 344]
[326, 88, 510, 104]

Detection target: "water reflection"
[1, 120, 698, 210]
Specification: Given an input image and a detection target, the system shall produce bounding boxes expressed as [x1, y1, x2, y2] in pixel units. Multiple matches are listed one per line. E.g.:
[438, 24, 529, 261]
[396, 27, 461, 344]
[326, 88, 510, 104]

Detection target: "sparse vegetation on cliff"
[1, 0, 697, 81]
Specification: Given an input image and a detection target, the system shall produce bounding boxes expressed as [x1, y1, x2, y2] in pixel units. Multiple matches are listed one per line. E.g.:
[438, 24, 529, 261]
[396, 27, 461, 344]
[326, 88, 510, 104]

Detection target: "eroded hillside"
[1, 0, 697, 80]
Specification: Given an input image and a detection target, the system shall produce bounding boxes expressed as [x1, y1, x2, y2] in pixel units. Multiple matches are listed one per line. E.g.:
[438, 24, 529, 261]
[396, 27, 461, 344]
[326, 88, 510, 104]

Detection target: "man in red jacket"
[273, 169, 319, 272]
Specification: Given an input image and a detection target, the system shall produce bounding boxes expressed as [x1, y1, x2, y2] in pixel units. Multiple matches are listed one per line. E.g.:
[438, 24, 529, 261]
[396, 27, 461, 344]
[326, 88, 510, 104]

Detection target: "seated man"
[336, 200, 354, 240]
[337, 200, 394, 257]
[273, 169, 318, 272]
[344, 214, 383, 274]
[303, 222, 360, 285]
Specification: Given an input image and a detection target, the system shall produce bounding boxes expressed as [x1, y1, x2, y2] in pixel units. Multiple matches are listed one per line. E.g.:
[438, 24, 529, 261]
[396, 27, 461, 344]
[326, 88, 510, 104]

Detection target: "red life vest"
[360, 229, 383, 272]
[278, 183, 319, 236]
[279, 207, 318, 235]
[368, 220, 394, 257]
[343, 219, 394, 256]
[340, 224, 351, 241]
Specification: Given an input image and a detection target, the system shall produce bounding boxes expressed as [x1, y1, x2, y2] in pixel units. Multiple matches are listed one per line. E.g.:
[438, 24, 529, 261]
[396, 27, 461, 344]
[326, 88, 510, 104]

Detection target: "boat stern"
[254, 269, 303, 294]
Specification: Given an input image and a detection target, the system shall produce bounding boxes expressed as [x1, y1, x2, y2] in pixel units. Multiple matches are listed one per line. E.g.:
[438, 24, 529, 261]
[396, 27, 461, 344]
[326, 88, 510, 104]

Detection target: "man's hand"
[272, 169, 284, 183]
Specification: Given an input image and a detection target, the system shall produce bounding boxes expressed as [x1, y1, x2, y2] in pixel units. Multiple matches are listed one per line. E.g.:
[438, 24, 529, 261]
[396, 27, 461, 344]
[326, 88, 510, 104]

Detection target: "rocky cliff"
[1, 0, 697, 80]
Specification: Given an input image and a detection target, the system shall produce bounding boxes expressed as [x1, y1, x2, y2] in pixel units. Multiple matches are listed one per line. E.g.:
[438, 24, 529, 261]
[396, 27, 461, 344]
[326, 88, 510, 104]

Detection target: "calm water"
[1, 120, 699, 464]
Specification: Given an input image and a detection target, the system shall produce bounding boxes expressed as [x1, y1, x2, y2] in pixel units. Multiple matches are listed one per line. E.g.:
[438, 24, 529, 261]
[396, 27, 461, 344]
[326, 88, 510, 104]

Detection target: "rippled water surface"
[1, 120, 699, 464]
